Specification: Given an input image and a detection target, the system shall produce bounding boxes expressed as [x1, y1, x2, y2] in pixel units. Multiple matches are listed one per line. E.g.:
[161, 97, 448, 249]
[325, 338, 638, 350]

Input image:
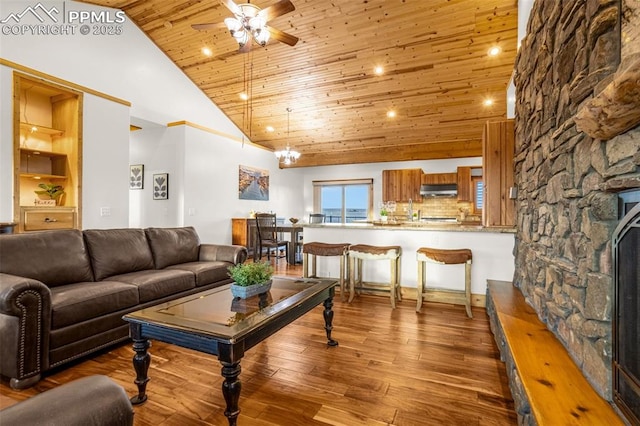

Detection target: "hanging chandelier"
[275, 108, 301, 166]
[224, 3, 270, 47]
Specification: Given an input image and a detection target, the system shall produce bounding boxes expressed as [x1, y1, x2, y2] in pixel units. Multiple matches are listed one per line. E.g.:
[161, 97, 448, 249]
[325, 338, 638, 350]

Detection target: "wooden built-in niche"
[13, 73, 83, 232]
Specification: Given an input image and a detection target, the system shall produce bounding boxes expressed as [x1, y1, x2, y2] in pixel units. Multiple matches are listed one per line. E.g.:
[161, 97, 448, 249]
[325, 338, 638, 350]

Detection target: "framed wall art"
[129, 164, 144, 189]
[238, 165, 269, 201]
[153, 173, 169, 200]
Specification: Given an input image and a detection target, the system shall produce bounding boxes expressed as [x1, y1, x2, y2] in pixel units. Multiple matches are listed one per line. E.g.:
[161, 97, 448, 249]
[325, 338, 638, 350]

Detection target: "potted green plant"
[34, 183, 65, 205]
[380, 206, 389, 222]
[228, 261, 274, 299]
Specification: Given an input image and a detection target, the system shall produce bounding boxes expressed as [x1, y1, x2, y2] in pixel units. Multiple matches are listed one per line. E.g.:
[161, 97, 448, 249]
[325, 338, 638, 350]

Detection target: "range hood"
[420, 183, 457, 196]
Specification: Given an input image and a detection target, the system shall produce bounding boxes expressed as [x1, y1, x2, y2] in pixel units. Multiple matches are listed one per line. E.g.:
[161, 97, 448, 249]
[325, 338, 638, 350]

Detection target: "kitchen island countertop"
[301, 222, 515, 298]
[302, 221, 516, 234]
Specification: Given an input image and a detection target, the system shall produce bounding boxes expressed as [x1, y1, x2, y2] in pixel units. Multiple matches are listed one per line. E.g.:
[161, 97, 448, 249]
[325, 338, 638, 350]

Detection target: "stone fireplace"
[513, 0, 639, 424]
[613, 192, 640, 424]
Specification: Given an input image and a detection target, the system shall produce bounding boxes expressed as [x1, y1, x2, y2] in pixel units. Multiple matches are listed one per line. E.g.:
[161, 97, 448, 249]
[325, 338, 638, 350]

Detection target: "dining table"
[276, 223, 304, 264]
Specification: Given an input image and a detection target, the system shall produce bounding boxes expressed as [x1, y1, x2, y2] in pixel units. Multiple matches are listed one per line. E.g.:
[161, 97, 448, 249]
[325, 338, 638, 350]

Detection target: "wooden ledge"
[486, 280, 624, 425]
[574, 58, 640, 140]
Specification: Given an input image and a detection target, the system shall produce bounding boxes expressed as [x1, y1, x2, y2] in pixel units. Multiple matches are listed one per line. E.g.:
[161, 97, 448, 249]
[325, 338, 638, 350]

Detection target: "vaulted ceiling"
[78, 0, 518, 167]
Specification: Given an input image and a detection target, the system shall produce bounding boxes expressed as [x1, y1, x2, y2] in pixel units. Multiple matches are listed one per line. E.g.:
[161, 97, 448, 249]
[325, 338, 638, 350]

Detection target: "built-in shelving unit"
[19, 148, 68, 179]
[19, 122, 64, 136]
[13, 73, 83, 232]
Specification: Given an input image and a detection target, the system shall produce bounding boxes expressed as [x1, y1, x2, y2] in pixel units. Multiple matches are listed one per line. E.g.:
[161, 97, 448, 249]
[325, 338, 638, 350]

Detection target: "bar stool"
[348, 244, 402, 308]
[416, 247, 473, 318]
[303, 242, 350, 301]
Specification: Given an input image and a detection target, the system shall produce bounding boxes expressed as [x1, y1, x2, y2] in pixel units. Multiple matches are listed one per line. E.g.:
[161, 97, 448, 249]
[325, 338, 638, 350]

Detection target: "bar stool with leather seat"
[348, 244, 402, 308]
[416, 247, 473, 318]
[303, 242, 350, 300]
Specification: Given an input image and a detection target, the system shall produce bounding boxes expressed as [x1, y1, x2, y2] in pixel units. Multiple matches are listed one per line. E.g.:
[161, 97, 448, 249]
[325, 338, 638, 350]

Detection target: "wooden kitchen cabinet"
[382, 169, 422, 202]
[456, 166, 482, 202]
[482, 120, 515, 227]
[421, 172, 457, 185]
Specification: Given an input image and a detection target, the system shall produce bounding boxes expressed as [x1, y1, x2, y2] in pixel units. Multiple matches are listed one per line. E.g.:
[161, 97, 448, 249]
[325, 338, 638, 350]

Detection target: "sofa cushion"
[166, 261, 233, 287]
[0, 230, 94, 287]
[145, 227, 200, 269]
[108, 269, 195, 303]
[50, 281, 139, 329]
[84, 229, 154, 281]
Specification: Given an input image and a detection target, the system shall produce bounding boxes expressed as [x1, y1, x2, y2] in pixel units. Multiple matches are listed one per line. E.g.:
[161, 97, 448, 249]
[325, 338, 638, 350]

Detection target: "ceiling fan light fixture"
[248, 15, 266, 32]
[224, 17, 242, 32]
[253, 28, 270, 46]
[233, 29, 249, 45]
[239, 3, 260, 18]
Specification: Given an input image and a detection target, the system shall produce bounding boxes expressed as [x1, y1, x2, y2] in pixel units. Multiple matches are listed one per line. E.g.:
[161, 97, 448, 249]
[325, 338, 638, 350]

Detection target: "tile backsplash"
[392, 198, 477, 221]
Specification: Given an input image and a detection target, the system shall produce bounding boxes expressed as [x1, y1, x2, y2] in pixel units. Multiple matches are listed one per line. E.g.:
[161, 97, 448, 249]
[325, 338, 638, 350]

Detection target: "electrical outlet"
[100, 207, 111, 217]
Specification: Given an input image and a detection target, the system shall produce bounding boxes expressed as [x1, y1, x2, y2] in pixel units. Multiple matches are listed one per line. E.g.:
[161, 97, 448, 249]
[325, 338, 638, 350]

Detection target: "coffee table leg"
[221, 361, 242, 425]
[323, 297, 339, 346]
[130, 334, 151, 405]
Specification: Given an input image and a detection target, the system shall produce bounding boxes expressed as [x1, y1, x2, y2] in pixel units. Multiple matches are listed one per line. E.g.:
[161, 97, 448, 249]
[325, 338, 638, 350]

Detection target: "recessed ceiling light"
[239, 92, 248, 101]
[266, 126, 274, 132]
[374, 66, 384, 75]
[483, 99, 494, 107]
[488, 46, 501, 56]
[202, 47, 212, 56]
[387, 110, 396, 118]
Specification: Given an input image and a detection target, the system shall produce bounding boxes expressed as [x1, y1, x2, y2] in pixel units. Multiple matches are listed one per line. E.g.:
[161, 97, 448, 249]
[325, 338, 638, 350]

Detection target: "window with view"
[473, 177, 484, 214]
[313, 179, 373, 223]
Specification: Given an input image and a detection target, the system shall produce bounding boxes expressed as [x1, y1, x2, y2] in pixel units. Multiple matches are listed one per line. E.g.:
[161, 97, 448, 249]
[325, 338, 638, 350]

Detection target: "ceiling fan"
[192, 0, 299, 54]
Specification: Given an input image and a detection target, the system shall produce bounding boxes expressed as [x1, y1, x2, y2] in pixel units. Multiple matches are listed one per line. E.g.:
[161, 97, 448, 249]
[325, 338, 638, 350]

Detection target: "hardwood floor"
[0, 258, 517, 425]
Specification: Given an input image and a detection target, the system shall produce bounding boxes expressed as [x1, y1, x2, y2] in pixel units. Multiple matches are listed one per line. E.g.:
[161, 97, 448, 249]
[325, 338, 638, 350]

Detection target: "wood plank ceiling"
[78, 0, 518, 168]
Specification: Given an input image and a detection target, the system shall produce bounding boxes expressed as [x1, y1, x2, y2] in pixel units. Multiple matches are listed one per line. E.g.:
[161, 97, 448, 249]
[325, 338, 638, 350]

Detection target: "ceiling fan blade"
[259, 0, 295, 21]
[267, 26, 299, 46]
[219, 0, 242, 16]
[191, 22, 227, 31]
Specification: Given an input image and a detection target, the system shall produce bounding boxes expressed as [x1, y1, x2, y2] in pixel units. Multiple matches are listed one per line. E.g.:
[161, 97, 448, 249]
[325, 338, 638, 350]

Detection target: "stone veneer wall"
[512, 0, 640, 400]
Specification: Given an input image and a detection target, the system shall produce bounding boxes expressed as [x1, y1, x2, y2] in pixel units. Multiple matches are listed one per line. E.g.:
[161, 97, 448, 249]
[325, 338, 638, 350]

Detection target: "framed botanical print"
[129, 164, 144, 189]
[153, 173, 168, 200]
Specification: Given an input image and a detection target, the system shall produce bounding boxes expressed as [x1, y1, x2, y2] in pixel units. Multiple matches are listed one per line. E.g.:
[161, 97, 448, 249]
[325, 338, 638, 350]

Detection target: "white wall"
[128, 123, 305, 243]
[82, 94, 131, 229]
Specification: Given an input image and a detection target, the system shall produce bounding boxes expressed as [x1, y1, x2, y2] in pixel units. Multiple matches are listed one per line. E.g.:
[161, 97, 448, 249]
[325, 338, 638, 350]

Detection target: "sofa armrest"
[199, 244, 248, 265]
[0, 375, 134, 426]
[0, 273, 52, 388]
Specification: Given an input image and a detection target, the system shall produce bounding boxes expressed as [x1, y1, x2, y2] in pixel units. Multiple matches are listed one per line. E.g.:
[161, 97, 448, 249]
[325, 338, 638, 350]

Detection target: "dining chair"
[309, 213, 326, 223]
[254, 213, 288, 262]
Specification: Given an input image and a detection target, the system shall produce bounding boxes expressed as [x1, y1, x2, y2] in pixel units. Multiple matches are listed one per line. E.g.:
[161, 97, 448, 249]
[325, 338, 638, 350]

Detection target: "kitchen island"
[302, 222, 515, 306]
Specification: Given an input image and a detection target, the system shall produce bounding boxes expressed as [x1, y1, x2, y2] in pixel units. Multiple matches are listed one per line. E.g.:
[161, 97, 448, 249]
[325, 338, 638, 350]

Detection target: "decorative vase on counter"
[230, 280, 272, 299]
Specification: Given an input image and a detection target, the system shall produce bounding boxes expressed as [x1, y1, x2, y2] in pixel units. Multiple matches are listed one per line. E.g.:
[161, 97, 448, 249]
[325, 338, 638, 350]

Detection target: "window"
[313, 179, 373, 223]
[472, 177, 484, 214]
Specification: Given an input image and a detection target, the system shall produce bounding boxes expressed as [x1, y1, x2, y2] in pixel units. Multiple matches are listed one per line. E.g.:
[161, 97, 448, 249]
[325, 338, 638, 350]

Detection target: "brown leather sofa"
[0, 227, 247, 389]
[0, 375, 134, 425]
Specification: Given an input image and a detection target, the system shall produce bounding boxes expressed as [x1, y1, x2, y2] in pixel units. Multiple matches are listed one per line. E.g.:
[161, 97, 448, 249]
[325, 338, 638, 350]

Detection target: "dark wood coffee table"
[123, 277, 338, 425]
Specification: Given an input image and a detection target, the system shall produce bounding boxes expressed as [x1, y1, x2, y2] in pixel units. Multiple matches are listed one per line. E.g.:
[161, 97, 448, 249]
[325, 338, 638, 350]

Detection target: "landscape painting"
[239, 165, 269, 201]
